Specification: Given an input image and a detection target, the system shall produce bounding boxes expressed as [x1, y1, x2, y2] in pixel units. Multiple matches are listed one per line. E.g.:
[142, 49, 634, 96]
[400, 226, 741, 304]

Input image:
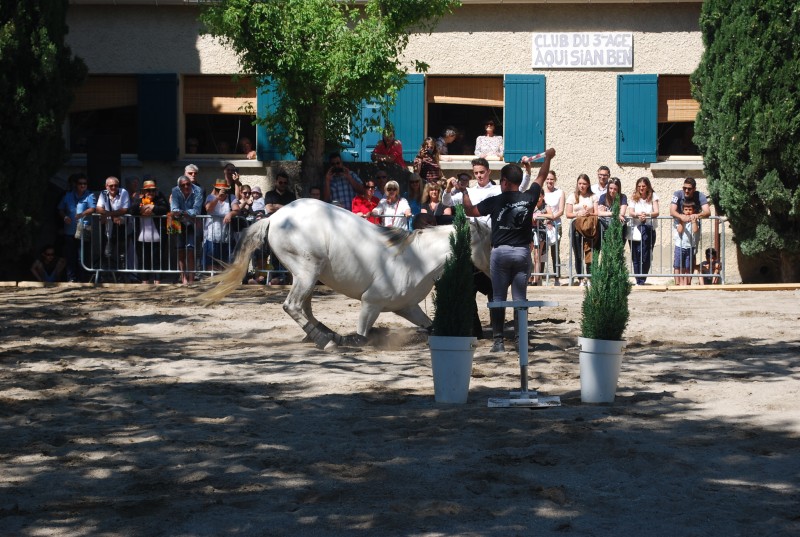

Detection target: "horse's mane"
[375, 224, 454, 256]
[375, 225, 411, 247]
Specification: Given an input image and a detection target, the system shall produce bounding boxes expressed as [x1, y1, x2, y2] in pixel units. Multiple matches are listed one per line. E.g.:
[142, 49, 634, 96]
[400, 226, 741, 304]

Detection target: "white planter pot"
[578, 336, 626, 403]
[428, 336, 477, 404]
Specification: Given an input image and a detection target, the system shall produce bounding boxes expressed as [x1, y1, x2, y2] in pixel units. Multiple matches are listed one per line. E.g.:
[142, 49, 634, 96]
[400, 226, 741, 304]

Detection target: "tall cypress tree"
[581, 201, 630, 341]
[0, 1, 86, 270]
[692, 0, 800, 282]
[432, 205, 475, 337]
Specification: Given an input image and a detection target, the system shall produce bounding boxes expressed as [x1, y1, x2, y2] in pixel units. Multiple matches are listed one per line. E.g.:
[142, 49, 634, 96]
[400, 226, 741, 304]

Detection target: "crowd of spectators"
[42, 127, 718, 289]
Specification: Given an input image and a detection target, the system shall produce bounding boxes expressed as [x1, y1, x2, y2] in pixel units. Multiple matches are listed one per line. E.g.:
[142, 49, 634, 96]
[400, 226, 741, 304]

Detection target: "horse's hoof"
[323, 339, 339, 352]
[343, 334, 369, 347]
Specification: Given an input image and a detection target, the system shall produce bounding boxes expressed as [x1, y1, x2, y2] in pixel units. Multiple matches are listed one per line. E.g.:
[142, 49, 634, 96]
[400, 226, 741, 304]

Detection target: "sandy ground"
[1, 283, 799, 537]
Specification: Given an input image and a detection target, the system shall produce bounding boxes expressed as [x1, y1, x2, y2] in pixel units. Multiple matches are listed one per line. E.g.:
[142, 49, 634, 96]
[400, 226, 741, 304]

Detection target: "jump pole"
[486, 300, 561, 408]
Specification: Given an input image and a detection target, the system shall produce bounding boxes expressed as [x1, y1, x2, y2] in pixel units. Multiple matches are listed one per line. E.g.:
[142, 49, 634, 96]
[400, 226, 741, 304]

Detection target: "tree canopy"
[692, 0, 800, 281]
[200, 0, 459, 183]
[0, 0, 86, 268]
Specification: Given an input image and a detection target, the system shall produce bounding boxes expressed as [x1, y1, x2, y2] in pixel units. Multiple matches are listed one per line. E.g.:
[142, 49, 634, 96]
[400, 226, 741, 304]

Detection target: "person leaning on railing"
[627, 177, 660, 285]
[170, 175, 203, 285]
[129, 179, 169, 284]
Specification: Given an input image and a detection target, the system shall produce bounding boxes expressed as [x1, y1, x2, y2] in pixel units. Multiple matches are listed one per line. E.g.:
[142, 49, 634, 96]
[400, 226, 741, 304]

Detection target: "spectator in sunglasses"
[670, 177, 710, 223]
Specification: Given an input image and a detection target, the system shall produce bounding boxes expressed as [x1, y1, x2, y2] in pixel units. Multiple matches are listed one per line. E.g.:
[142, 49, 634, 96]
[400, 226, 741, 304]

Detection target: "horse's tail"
[198, 217, 271, 305]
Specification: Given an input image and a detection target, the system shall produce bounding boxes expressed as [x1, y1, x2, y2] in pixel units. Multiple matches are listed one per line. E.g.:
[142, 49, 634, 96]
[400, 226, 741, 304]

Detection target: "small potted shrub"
[578, 199, 632, 403]
[429, 204, 476, 403]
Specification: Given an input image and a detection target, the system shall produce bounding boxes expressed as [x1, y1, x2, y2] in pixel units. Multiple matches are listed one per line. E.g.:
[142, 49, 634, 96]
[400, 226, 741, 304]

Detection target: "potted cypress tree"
[578, 199, 632, 403]
[429, 204, 477, 403]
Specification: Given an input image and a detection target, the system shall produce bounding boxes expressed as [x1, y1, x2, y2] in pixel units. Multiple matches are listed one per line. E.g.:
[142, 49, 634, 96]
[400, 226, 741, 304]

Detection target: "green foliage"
[580, 202, 631, 341]
[199, 0, 459, 182]
[0, 0, 86, 262]
[432, 205, 475, 337]
[692, 0, 800, 265]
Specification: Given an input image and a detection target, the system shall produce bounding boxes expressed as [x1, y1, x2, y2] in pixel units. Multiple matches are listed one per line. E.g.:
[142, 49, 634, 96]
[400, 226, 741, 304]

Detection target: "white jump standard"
[487, 300, 561, 408]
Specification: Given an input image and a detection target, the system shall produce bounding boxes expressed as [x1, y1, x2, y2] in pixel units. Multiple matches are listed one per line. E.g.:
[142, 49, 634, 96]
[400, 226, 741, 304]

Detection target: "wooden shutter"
[503, 74, 546, 163]
[256, 78, 292, 162]
[389, 74, 425, 163]
[617, 74, 657, 163]
[137, 74, 178, 161]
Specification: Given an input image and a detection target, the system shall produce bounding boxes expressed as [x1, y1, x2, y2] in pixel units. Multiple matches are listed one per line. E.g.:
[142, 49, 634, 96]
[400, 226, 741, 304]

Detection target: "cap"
[142, 180, 157, 190]
[214, 179, 229, 190]
[251, 186, 262, 194]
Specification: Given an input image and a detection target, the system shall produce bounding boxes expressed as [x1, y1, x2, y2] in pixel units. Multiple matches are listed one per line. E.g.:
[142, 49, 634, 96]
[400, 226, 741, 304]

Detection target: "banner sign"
[531, 32, 633, 69]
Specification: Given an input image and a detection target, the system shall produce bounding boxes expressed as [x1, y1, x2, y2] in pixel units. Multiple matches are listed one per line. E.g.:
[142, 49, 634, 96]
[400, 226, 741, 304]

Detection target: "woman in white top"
[565, 173, 597, 285]
[543, 170, 565, 285]
[204, 179, 240, 270]
[372, 180, 412, 230]
[474, 119, 503, 160]
[627, 176, 660, 285]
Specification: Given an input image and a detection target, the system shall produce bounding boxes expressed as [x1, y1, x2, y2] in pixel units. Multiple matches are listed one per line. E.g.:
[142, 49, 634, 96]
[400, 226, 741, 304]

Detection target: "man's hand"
[446, 177, 458, 193]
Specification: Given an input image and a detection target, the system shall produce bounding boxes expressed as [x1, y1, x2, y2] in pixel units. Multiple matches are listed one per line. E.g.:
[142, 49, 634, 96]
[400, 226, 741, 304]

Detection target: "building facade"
[63, 0, 738, 281]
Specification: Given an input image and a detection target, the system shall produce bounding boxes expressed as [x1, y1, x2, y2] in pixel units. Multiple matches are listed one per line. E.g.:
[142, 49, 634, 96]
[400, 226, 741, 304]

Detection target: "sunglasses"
[683, 187, 694, 191]
[366, 185, 376, 190]
[180, 182, 191, 188]
[106, 184, 119, 188]
[386, 188, 398, 192]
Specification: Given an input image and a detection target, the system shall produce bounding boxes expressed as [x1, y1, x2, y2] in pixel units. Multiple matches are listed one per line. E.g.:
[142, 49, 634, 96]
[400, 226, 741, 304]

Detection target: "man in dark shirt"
[264, 171, 297, 216]
[449, 147, 556, 352]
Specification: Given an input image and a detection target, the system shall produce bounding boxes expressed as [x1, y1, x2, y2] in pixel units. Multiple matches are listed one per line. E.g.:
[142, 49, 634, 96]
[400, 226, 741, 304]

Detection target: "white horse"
[200, 198, 491, 349]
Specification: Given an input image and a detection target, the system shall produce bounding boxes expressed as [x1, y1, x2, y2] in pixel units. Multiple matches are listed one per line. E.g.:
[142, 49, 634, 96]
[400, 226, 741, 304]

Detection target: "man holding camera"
[323, 152, 365, 211]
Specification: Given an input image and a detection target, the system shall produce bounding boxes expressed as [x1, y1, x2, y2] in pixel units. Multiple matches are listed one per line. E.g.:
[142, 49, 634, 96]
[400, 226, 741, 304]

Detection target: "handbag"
[546, 226, 558, 246]
[628, 221, 642, 242]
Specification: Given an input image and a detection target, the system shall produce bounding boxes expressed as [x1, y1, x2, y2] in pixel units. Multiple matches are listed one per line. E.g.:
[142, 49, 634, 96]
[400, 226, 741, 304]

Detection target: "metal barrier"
[78, 214, 290, 284]
[563, 215, 727, 286]
[77, 213, 726, 286]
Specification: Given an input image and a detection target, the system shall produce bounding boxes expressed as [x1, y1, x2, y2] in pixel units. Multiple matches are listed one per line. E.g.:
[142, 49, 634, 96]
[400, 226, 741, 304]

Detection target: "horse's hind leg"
[283, 273, 339, 349]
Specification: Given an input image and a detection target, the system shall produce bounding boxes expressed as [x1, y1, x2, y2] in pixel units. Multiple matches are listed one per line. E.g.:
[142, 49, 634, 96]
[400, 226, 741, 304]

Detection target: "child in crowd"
[699, 247, 722, 285]
[673, 202, 700, 285]
[30, 245, 66, 283]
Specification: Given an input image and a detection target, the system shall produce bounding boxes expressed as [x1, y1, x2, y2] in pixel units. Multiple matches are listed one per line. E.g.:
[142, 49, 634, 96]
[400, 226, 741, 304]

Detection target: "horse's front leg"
[393, 304, 433, 330]
[341, 302, 382, 347]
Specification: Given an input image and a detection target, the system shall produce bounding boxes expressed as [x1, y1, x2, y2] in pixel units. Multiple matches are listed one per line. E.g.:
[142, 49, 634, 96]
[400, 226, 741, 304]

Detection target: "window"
[68, 76, 138, 154]
[183, 75, 256, 156]
[427, 77, 503, 155]
[657, 75, 700, 156]
[343, 74, 545, 164]
[617, 74, 700, 163]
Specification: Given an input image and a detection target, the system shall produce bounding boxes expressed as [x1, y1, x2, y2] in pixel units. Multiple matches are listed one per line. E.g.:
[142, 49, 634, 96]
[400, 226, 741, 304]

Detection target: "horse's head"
[469, 220, 491, 275]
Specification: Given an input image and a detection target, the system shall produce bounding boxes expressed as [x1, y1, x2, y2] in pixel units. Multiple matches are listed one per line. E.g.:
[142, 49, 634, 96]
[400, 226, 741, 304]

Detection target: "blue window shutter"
[137, 74, 178, 161]
[617, 74, 657, 163]
[256, 79, 292, 161]
[504, 74, 546, 162]
[389, 74, 425, 163]
[341, 101, 384, 163]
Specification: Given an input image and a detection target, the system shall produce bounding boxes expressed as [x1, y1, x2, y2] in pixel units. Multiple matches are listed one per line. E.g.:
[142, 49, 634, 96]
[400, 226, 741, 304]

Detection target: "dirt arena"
[1, 283, 798, 536]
